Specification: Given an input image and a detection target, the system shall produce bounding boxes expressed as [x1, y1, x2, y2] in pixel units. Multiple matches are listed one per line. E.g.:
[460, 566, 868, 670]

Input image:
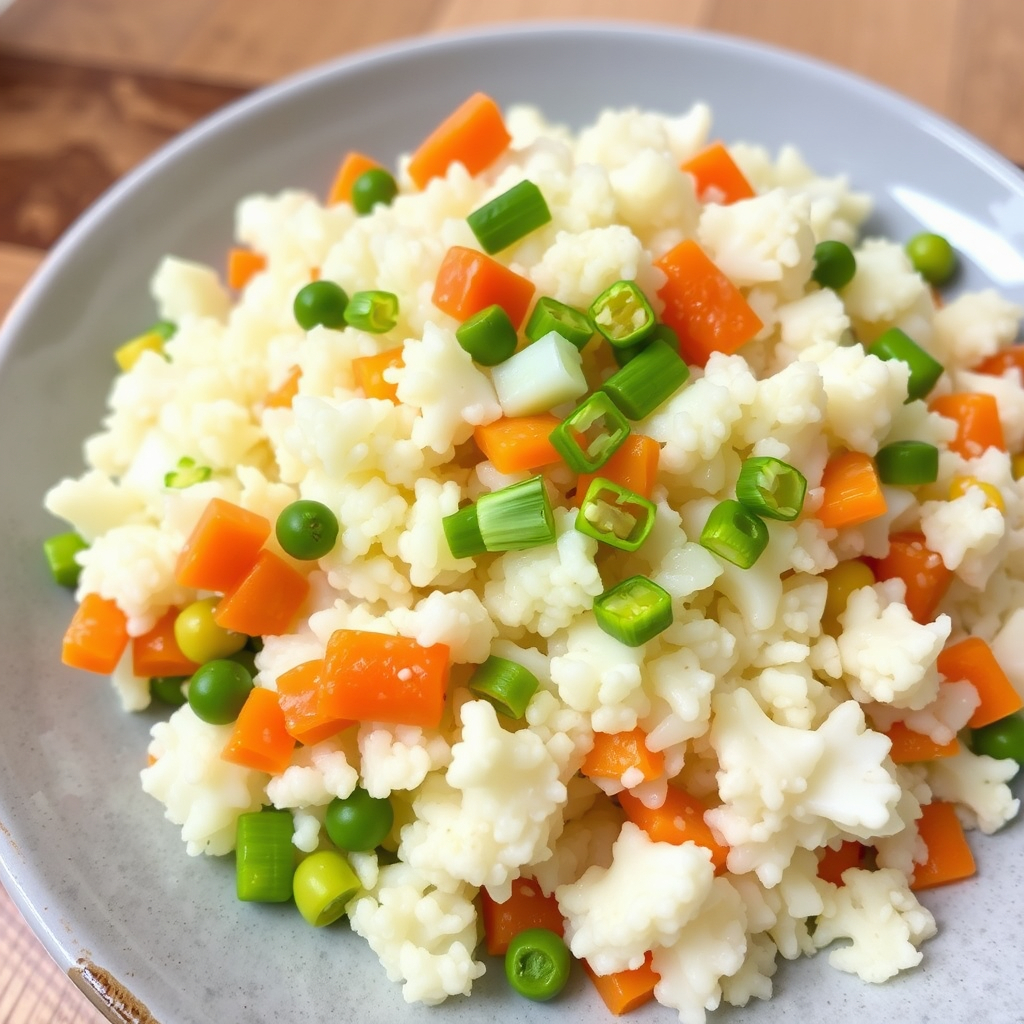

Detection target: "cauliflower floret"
[358, 723, 451, 798]
[927, 748, 1021, 834]
[151, 255, 231, 323]
[776, 288, 850, 363]
[930, 289, 1023, 370]
[388, 588, 496, 664]
[265, 738, 358, 809]
[609, 148, 700, 243]
[842, 238, 931, 335]
[394, 478, 475, 588]
[44, 470, 151, 543]
[919, 487, 1005, 588]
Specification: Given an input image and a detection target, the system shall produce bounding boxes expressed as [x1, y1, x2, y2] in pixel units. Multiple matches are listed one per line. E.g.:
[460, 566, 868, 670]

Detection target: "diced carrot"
[479, 877, 564, 956]
[320, 629, 450, 729]
[936, 636, 1023, 728]
[174, 498, 271, 593]
[911, 800, 976, 890]
[432, 246, 535, 329]
[884, 721, 960, 764]
[276, 659, 353, 745]
[61, 593, 130, 674]
[584, 952, 660, 1016]
[929, 392, 1006, 459]
[352, 347, 404, 402]
[407, 93, 511, 189]
[654, 239, 763, 367]
[473, 415, 562, 474]
[327, 151, 382, 206]
[214, 550, 309, 638]
[146, 753, 158, 767]
[816, 451, 887, 530]
[221, 686, 297, 775]
[865, 531, 952, 624]
[971, 347, 1024, 378]
[581, 729, 665, 783]
[680, 141, 755, 204]
[263, 365, 302, 410]
[817, 841, 865, 886]
[619, 787, 729, 874]
[227, 248, 266, 290]
[574, 434, 661, 506]
[131, 608, 199, 679]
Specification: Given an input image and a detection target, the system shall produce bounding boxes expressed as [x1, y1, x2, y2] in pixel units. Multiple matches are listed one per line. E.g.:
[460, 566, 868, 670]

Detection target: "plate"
[1, 21, 1022, 1024]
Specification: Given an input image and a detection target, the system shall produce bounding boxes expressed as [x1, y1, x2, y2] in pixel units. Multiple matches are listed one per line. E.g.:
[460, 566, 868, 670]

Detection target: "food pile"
[46, 93, 1024, 1021]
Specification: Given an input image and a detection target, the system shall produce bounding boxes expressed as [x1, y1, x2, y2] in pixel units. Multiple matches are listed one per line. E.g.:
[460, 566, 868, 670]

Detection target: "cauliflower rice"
[46, 97, 1023, 1021]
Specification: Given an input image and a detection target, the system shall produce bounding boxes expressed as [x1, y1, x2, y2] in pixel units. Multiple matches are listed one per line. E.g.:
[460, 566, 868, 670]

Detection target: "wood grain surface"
[1, 1, 1022, 1022]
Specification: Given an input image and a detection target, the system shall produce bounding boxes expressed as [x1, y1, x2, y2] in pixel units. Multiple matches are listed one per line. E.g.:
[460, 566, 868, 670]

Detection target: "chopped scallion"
[466, 180, 552, 254]
[601, 338, 690, 420]
[593, 575, 673, 647]
[235, 810, 295, 903]
[700, 499, 769, 569]
[344, 290, 399, 333]
[589, 280, 656, 348]
[524, 297, 594, 350]
[548, 392, 630, 474]
[575, 478, 656, 552]
[152, 319, 177, 340]
[164, 456, 212, 489]
[43, 531, 88, 588]
[875, 440, 940, 485]
[442, 504, 486, 559]
[491, 330, 588, 416]
[867, 327, 943, 402]
[477, 475, 556, 551]
[469, 655, 539, 718]
[612, 323, 678, 367]
[735, 457, 807, 521]
[456, 304, 518, 366]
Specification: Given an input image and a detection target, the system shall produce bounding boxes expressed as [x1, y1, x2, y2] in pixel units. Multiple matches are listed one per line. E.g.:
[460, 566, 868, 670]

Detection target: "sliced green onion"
[612, 323, 678, 367]
[735, 457, 807, 522]
[700, 499, 769, 569]
[548, 392, 630, 474]
[469, 655, 539, 718]
[442, 504, 485, 559]
[292, 850, 360, 926]
[524, 297, 594, 350]
[601, 337, 690, 420]
[236, 810, 295, 903]
[589, 280, 656, 348]
[867, 327, 944, 402]
[477, 475, 556, 552]
[875, 440, 940, 485]
[456, 304, 518, 366]
[466, 180, 552, 255]
[491, 330, 588, 416]
[593, 575, 673, 647]
[344, 290, 399, 333]
[576, 478, 657, 552]
[164, 456, 212, 489]
[152, 319, 177, 340]
[43, 531, 88, 588]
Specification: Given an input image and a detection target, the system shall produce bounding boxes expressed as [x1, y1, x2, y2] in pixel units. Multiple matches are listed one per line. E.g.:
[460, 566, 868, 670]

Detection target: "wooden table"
[1, 1, 1022, 1021]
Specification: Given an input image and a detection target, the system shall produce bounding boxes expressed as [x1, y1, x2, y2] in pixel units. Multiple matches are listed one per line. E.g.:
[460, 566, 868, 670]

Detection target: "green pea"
[505, 927, 571, 1002]
[970, 713, 1024, 765]
[275, 500, 339, 560]
[292, 850, 361, 927]
[811, 240, 857, 290]
[174, 597, 247, 664]
[293, 281, 349, 331]
[188, 659, 253, 724]
[324, 788, 394, 851]
[351, 168, 399, 216]
[905, 231, 957, 286]
[150, 675, 188, 706]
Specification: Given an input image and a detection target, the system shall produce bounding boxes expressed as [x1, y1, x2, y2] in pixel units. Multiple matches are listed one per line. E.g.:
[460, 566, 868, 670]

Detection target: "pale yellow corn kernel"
[821, 559, 876, 633]
[1011, 453, 1024, 481]
[949, 475, 1005, 512]
[114, 330, 164, 372]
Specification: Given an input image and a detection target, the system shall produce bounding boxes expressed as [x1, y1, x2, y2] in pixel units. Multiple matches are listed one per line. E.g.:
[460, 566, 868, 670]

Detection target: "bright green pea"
[811, 240, 857, 290]
[970, 714, 1024, 765]
[905, 231, 957, 286]
[324, 788, 394, 851]
[173, 598, 247, 664]
[292, 850, 361, 926]
[150, 675, 188, 706]
[505, 928, 571, 1002]
[351, 168, 398, 215]
[275, 500, 339, 560]
[187, 659, 253, 724]
[293, 281, 349, 331]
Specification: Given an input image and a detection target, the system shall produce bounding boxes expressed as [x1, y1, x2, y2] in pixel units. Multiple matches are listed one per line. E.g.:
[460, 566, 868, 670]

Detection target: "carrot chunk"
[473, 415, 562, 474]
[680, 141, 755, 204]
[61, 593, 130, 674]
[654, 239, 763, 367]
[937, 636, 1023, 728]
[866, 531, 952, 623]
[584, 952, 660, 1016]
[574, 433, 660, 506]
[972, 347, 1024, 378]
[407, 93, 511, 189]
[581, 729, 664, 783]
[327, 151, 381, 206]
[479, 877, 564, 956]
[911, 800, 976, 890]
[222, 687, 297, 775]
[263, 365, 302, 410]
[352, 347, 404, 402]
[816, 451, 887, 529]
[174, 498, 271, 593]
[817, 841, 866, 886]
[929, 392, 1006, 459]
[884, 720, 960, 764]
[432, 246, 535, 329]
[276, 659, 353, 745]
[320, 629, 450, 729]
[214, 550, 309, 638]
[131, 608, 199, 679]
[618, 787, 729, 874]
[227, 248, 266, 290]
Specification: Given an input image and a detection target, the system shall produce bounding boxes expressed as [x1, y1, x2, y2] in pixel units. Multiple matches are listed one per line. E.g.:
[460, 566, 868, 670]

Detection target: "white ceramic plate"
[1, 22, 1021, 1024]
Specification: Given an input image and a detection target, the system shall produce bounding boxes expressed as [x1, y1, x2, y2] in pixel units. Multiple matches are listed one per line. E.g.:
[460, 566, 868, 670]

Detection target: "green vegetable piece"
[867, 327, 944, 402]
[700, 499, 769, 569]
[469, 655, 540, 719]
[601, 337, 690, 420]
[174, 598, 247, 664]
[735, 456, 807, 522]
[275, 499, 339, 560]
[524, 297, 594, 350]
[324, 788, 394, 851]
[467, 179, 552, 255]
[456, 304, 518, 366]
[187, 659, 253, 725]
[350, 167, 399, 215]
[164, 455, 212, 489]
[476, 475, 556, 552]
[589, 280, 656, 348]
[576, 477, 657, 552]
[593, 575, 673, 647]
[227, 647, 259, 678]
[874, 440, 940, 485]
[442, 503, 486, 559]
[152, 320, 177, 340]
[905, 231, 957, 286]
[344, 290, 399, 333]
[294, 280, 349, 331]
[612, 323, 678, 367]
[236, 810, 295, 903]
[549, 391, 630, 474]
[811, 240, 857, 290]
[293, 850, 361, 927]
[150, 675, 189, 706]
[970, 713, 1024, 765]
[505, 927, 571, 1002]
[43, 531, 88, 588]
